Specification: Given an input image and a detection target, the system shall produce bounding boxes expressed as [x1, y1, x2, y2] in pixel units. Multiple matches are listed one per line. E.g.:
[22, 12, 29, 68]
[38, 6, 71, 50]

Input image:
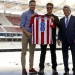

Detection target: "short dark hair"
[29, 0, 36, 4]
[63, 5, 71, 11]
[46, 3, 54, 8]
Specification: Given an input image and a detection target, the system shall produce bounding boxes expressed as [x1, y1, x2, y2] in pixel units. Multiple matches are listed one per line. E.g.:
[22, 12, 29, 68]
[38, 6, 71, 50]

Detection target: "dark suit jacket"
[45, 14, 60, 38]
[58, 15, 75, 44]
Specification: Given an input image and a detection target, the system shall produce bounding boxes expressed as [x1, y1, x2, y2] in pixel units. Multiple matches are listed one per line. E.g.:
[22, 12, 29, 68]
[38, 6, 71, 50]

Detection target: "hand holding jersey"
[51, 16, 54, 20]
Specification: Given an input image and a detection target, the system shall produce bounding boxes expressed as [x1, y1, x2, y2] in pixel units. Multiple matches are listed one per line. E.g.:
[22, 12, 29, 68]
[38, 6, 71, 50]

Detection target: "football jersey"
[29, 14, 55, 44]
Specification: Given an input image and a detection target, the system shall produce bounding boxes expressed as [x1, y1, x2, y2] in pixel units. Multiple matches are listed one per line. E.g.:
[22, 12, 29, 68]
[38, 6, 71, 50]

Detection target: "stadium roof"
[0, 0, 75, 16]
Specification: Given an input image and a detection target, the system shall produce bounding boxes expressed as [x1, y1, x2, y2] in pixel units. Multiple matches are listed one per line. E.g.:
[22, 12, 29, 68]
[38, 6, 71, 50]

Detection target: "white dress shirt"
[65, 14, 71, 24]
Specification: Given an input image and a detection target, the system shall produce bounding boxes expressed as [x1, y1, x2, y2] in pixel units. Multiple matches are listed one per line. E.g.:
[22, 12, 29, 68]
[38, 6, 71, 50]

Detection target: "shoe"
[63, 71, 69, 75]
[73, 71, 75, 75]
[38, 69, 44, 75]
[29, 68, 37, 74]
[22, 69, 27, 75]
[52, 69, 58, 75]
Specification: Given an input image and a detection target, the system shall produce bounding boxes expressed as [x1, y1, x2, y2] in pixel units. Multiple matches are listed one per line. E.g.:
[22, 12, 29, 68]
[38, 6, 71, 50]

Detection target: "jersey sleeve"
[50, 19, 55, 28]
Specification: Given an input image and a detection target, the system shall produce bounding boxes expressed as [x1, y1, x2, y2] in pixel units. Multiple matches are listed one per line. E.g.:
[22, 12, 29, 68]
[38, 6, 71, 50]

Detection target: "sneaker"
[38, 69, 44, 75]
[29, 68, 37, 74]
[63, 71, 69, 75]
[22, 69, 27, 75]
[52, 69, 58, 75]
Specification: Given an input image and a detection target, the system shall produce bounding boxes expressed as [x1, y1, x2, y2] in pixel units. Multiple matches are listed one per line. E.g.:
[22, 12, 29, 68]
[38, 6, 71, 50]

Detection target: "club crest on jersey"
[40, 22, 45, 32]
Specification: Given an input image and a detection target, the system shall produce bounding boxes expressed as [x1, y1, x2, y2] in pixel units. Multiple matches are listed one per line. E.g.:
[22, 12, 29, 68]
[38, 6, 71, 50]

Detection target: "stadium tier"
[6, 16, 21, 26]
[0, 13, 22, 42]
[4, 27, 22, 32]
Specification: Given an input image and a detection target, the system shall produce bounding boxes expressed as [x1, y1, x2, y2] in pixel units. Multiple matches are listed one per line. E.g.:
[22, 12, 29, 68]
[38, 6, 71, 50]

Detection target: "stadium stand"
[4, 27, 22, 32]
[0, 26, 4, 32]
[6, 16, 21, 26]
[0, 13, 12, 26]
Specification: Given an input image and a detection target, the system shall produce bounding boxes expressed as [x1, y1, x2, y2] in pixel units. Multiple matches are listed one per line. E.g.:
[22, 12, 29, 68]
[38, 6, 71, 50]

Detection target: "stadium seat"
[6, 16, 21, 26]
[4, 27, 22, 32]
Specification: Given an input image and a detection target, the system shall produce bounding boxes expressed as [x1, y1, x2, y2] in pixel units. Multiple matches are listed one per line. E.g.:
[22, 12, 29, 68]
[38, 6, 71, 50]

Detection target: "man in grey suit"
[57, 5, 75, 75]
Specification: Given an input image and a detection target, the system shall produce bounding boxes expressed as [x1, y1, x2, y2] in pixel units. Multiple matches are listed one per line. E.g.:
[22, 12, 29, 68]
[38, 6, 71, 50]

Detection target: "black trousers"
[39, 37, 57, 70]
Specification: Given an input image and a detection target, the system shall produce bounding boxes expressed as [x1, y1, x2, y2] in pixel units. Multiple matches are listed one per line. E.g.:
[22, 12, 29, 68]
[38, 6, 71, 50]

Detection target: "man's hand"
[57, 40, 61, 46]
[50, 16, 54, 20]
[31, 14, 35, 17]
[31, 14, 37, 17]
[26, 32, 32, 37]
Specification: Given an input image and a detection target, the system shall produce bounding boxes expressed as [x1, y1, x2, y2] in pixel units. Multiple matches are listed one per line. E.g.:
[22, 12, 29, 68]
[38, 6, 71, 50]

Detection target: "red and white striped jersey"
[30, 14, 55, 44]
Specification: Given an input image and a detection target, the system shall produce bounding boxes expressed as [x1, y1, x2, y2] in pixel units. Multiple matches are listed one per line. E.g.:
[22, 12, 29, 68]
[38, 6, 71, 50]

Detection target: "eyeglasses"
[47, 7, 52, 9]
[31, 5, 35, 6]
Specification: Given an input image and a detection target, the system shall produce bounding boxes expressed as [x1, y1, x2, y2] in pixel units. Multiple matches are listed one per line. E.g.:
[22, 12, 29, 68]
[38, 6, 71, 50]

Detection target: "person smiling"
[58, 5, 75, 75]
[38, 3, 60, 75]
[20, 0, 37, 75]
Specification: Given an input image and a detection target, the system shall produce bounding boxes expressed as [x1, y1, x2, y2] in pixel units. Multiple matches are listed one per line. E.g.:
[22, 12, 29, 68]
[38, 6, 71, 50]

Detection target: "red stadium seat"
[4, 27, 22, 32]
[6, 16, 21, 26]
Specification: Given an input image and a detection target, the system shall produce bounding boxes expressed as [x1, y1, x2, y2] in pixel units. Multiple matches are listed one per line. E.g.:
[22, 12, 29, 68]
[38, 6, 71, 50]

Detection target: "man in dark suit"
[58, 5, 75, 75]
[38, 3, 60, 75]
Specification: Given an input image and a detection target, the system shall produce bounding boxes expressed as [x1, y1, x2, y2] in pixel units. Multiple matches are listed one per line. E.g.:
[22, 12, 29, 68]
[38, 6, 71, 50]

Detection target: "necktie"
[65, 17, 69, 28]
